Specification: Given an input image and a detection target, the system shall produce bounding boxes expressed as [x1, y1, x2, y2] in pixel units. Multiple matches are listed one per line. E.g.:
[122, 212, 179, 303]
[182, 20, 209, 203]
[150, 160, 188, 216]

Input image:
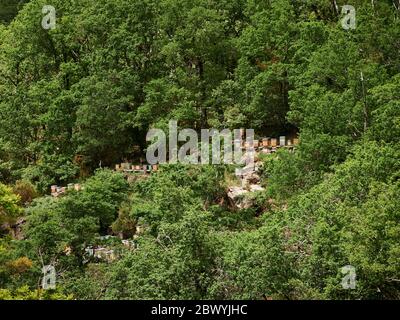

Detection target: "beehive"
[279, 136, 286, 146]
[122, 163, 130, 170]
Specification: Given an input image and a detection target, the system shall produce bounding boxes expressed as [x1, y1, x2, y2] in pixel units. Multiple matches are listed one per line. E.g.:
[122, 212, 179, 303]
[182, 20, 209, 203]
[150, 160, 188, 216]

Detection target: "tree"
[0, 183, 22, 232]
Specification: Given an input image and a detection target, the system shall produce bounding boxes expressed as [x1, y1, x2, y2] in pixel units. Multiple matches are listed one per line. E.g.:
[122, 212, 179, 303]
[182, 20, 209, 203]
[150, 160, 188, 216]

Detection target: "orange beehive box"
[270, 138, 277, 147]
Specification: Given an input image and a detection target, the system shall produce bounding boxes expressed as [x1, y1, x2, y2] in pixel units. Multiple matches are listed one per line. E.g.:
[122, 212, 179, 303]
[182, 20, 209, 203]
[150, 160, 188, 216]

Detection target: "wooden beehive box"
[122, 163, 131, 170]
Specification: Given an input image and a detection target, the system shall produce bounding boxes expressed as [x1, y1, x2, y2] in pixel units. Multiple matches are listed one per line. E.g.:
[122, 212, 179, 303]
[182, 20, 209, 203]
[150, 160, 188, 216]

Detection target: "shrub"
[13, 180, 38, 205]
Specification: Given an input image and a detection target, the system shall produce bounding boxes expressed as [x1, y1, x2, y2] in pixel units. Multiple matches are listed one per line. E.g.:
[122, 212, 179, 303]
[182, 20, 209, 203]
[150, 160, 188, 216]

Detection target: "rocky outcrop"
[227, 186, 251, 209]
[227, 159, 265, 209]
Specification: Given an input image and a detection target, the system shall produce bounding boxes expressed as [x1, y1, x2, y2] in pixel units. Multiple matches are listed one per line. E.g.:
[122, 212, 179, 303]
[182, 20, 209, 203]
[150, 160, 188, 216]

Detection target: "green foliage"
[129, 164, 225, 232]
[12, 180, 38, 205]
[59, 169, 129, 230]
[0, 0, 399, 300]
[0, 183, 22, 228]
[209, 218, 293, 299]
[0, 0, 29, 24]
[0, 285, 73, 300]
[106, 209, 217, 299]
[23, 169, 128, 267]
[275, 141, 400, 299]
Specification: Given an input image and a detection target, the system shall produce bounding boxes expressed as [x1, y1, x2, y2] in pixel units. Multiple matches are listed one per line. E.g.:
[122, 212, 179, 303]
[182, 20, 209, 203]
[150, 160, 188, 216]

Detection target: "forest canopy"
[0, 0, 399, 300]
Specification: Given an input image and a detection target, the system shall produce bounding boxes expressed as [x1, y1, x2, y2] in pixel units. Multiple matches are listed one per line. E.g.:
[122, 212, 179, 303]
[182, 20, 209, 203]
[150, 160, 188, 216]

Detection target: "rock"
[230, 153, 265, 208]
[260, 148, 272, 154]
[99, 235, 114, 240]
[245, 172, 260, 184]
[227, 187, 252, 209]
[93, 247, 117, 262]
[122, 239, 136, 249]
[8, 218, 26, 240]
[227, 186, 248, 198]
[249, 184, 264, 192]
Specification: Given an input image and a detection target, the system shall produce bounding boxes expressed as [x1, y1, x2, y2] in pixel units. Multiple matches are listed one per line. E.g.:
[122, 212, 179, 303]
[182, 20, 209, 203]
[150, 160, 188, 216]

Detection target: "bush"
[13, 180, 38, 206]
[0, 183, 22, 228]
